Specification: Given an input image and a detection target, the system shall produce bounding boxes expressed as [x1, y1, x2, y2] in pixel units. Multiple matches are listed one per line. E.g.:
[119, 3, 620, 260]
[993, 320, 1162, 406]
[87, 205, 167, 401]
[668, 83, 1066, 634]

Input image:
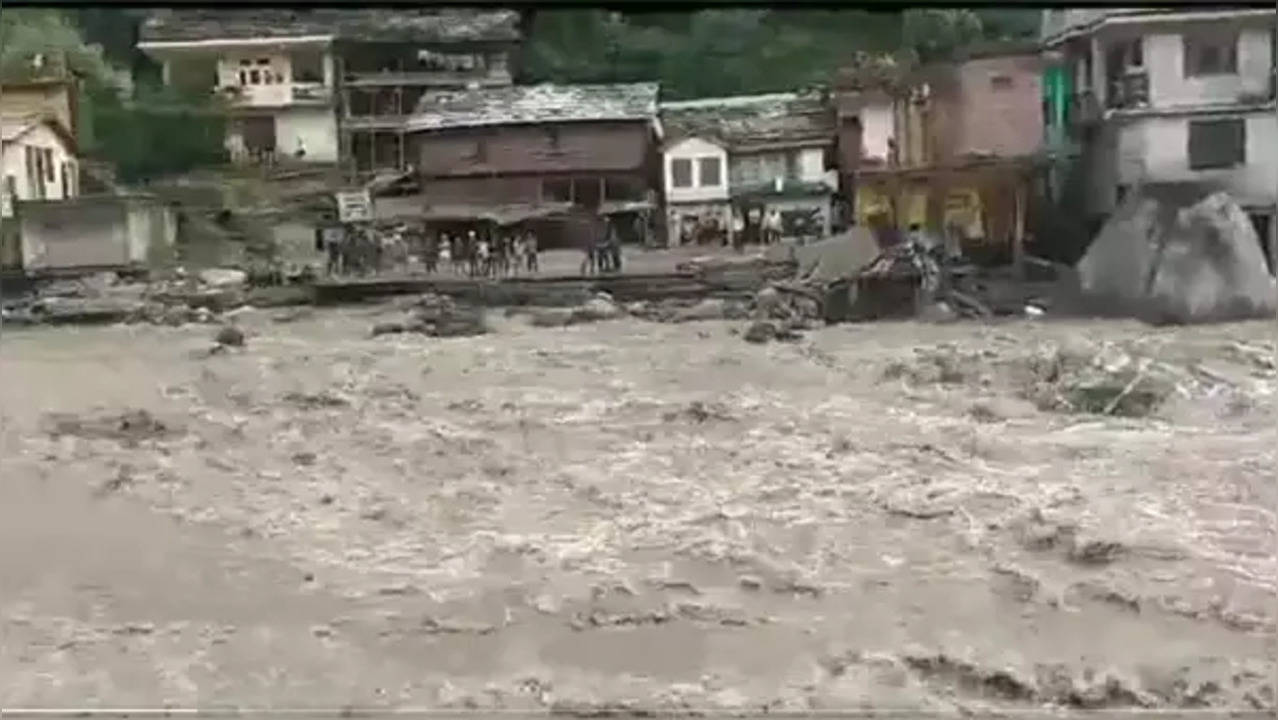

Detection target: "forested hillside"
[522, 9, 1040, 98]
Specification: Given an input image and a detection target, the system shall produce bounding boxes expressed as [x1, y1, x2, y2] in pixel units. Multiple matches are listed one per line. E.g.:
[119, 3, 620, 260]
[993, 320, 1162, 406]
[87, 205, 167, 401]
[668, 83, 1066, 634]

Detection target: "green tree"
[901, 9, 985, 64]
[0, 8, 112, 84]
[3, 8, 226, 183]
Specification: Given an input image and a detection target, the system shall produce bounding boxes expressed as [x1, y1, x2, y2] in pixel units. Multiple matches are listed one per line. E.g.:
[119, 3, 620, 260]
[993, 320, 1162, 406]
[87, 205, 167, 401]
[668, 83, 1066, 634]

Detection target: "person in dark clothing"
[525, 230, 539, 273]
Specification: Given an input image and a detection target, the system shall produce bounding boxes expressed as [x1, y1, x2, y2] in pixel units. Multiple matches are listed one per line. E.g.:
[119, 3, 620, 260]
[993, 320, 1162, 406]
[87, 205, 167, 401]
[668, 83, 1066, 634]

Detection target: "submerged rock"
[215, 325, 246, 347]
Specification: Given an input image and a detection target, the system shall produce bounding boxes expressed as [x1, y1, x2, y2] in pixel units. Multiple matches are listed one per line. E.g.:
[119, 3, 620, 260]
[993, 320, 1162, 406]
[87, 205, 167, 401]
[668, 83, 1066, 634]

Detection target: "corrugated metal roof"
[406, 83, 659, 132]
[660, 91, 835, 150]
[139, 9, 522, 44]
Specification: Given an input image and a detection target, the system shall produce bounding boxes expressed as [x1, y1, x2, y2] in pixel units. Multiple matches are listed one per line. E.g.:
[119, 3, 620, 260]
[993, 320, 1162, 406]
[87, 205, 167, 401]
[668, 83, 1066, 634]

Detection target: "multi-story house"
[835, 43, 1044, 265]
[137, 9, 521, 174]
[659, 91, 838, 245]
[402, 82, 660, 247]
[1040, 7, 1278, 266]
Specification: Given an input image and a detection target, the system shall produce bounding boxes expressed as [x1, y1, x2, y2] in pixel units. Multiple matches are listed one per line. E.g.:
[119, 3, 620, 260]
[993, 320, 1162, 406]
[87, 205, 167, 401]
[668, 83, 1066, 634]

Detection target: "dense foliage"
[522, 9, 1040, 99]
[1, 8, 224, 183]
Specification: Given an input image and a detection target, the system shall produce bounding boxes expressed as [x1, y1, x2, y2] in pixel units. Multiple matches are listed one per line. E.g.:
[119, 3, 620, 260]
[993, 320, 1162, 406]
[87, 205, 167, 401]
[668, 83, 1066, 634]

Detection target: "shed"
[16, 195, 177, 275]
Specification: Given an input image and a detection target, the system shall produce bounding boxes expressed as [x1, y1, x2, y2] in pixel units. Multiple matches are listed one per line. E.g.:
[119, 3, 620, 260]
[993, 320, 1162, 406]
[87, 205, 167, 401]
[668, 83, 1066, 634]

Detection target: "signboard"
[335, 190, 372, 223]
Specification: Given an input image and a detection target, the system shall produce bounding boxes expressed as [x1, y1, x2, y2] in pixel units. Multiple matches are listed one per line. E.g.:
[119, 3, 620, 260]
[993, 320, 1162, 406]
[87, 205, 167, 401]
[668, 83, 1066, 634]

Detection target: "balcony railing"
[291, 83, 331, 103]
[1107, 71, 1150, 110]
[215, 82, 333, 107]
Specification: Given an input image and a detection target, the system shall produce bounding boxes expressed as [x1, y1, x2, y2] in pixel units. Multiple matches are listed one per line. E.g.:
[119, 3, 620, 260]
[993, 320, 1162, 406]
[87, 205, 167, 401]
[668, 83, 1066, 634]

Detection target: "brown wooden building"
[403, 82, 661, 246]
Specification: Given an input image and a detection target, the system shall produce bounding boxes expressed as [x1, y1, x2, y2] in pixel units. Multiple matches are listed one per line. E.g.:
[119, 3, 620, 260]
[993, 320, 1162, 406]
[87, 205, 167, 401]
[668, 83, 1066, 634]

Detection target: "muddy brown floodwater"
[0, 306, 1274, 712]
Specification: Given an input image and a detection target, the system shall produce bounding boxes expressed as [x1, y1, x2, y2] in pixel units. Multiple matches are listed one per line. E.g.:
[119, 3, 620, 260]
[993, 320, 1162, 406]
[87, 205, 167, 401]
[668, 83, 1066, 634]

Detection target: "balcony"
[215, 82, 333, 109]
[1107, 71, 1150, 110]
[291, 82, 331, 104]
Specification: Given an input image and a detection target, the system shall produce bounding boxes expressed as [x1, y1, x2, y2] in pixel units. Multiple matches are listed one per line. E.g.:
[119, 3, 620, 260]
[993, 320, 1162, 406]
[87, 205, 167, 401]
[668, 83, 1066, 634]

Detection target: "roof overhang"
[404, 115, 652, 134]
[1042, 8, 1276, 48]
[732, 138, 834, 154]
[138, 34, 335, 56]
[1, 116, 78, 155]
[662, 134, 727, 152]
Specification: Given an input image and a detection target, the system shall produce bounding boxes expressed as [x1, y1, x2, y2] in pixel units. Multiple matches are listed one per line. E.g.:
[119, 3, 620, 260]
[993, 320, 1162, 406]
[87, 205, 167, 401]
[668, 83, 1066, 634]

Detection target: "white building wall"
[663, 137, 730, 203]
[798, 147, 825, 182]
[1116, 112, 1278, 206]
[1, 124, 78, 217]
[1144, 28, 1273, 107]
[859, 102, 894, 163]
[275, 107, 339, 162]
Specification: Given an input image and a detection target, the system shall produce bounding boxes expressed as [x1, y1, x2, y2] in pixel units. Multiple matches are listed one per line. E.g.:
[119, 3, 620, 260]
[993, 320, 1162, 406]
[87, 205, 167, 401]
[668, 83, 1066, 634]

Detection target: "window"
[43, 148, 54, 182]
[785, 152, 799, 180]
[543, 178, 572, 203]
[671, 158, 693, 188]
[604, 176, 644, 201]
[698, 157, 721, 187]
[991, 74, 1014, 90]
[1187, 118, 1246, 170]
[59, 162, 67, 199]
[1184, 32, 1238, 77]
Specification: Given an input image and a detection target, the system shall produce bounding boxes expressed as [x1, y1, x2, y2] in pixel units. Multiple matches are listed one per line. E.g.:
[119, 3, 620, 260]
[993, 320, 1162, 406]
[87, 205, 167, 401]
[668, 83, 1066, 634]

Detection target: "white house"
[1043, 8, 1278, 266]
[139, 26, 340, 165]
[1, 116, 79, 218]
[659, 92, 838, 245]
[661, 135, 731, 243]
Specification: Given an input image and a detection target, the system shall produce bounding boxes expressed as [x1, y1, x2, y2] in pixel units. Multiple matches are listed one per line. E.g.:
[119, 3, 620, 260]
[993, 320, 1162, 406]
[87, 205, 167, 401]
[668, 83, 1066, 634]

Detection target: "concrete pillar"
[161, 60, 172, 86]
[323, 51, 335, 89]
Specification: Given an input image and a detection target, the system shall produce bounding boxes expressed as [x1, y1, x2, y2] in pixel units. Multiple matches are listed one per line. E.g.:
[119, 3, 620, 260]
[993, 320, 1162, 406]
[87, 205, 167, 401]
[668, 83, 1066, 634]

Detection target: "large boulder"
[1076, 186, 1276, 324]
[1145, 193, 1277, 324]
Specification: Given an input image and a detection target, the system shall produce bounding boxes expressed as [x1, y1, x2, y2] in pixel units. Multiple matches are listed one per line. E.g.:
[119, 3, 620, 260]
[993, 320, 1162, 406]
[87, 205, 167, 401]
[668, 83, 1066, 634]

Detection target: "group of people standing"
[679, 207, 786, 249]
[320, 224, 410, 277]
[581, 220, 623, 275]
[424, 229, 540, 278]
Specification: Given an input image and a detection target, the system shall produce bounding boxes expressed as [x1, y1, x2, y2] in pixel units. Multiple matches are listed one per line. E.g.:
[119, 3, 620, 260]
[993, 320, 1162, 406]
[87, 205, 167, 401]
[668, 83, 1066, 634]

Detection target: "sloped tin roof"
[140, 9, 522, 44]
[406, 82, 659, 132]
[660, 91, 836, 150]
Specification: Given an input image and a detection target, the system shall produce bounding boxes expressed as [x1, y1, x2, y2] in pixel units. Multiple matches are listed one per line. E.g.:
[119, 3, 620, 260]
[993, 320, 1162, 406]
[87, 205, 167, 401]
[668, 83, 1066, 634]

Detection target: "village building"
[659, 91, 838, 246]
[1040, 7, 1278, 268]
[401, 82, 660, 247]
[1, 116, 80, 216]
[835, 43, 1045, 267]
[137, 9, 522, 175]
